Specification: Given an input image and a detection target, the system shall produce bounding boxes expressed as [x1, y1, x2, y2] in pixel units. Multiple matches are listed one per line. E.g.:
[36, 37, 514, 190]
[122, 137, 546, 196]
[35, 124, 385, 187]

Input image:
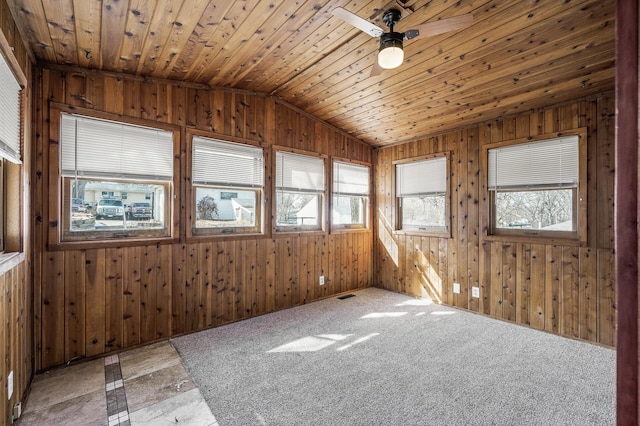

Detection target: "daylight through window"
[396, 155, 448, 233]
[275, 151, 325, 231]
[0, 49, 22, 253]
[332, 161, 369, 229]
[487, 135, 580, 238]
[59, 114, 174, 241]
[192, 136, 263, 235]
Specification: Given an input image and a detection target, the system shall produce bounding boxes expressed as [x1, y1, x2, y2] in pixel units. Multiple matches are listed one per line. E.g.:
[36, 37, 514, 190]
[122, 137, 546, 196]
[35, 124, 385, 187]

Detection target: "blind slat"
[396, 156, 446, 196]
[333, 161, 369, 196]
[276, 151, 324, 193]
[488, 136, 579, 190]
[192, 136, 264, 188]
[0, 51, 21, 164]
[60, 114, 174, 181]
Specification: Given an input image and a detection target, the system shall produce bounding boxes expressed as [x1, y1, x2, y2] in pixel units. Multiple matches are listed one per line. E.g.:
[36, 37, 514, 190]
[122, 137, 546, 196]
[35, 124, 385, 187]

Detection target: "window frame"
[331, 158, 371, 232]
[0, 42, 26, 257]
[188, 131, 265, 238]
[481, 128, 588, 243]
[49, 104, 181, 248]
[393, 152, 451, 237]
[273, 146, 327, 234]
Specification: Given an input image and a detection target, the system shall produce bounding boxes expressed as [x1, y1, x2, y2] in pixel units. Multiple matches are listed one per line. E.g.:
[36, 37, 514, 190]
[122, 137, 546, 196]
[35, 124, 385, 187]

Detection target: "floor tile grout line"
[104, 354, 131, 426]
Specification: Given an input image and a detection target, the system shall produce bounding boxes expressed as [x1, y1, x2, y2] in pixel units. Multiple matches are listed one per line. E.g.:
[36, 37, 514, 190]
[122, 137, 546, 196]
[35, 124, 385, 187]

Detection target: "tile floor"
[16, 341, 218, 426]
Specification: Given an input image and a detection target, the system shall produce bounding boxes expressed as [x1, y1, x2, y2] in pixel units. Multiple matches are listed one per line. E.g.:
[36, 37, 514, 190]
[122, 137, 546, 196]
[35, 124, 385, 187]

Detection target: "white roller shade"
[192, 136, 263, 188]
[60, 114, 174, 181]
[396, 156, 447, 196]
[276, 151, 324, 193]
[488, 136, 579, 190]
[333, 161, 369, 196]
[0, 52, 21, 164]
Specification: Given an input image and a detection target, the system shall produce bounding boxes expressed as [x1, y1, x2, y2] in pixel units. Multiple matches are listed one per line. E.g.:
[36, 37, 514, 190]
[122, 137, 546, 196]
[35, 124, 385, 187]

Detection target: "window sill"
[331, 227, 371, 234]
[274, 229, 326, 238]
[49, 236, 178, 251]
[482, 234, 585, 247]
[394, 229, 450, 238]
[0, 252, 25, 275]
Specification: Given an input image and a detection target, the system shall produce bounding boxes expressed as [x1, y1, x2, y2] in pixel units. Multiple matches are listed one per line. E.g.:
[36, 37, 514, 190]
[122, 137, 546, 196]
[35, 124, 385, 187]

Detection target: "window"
[191, 136, 263, 235]
[0, 48, 22, 254]
[332, 160, 369, 229]
[487, 133, 585, 240]
[395, 154, 449, 234]
[275, 150, 325, 231]
[59, 113, 175, 241]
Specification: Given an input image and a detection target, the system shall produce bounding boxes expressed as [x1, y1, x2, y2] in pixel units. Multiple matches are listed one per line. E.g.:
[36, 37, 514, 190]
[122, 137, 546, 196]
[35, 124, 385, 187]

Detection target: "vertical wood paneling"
[84, 249, 105, 357]
[1, 5, 35, 422]
[64, 250, 85, 361]
[140, 245, 157, 342]
[34, 67, 373, 370]
[374, 95, 615, 347]
[544, 245, 561, 334]
[579, 247, 598, 342]
[122, 247, 141, 348]
[105, 247, 123, 351]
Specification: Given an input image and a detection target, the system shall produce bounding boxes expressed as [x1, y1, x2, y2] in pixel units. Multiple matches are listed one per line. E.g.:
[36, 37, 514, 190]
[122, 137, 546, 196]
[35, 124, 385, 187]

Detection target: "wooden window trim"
[393, 152, 451, 238]
[186, 130, 267, 240]
[480, 128, 588, 245]
[330, 157, 372, 233]
[47, 103, 182, 249]
[272, 146, 328, 235]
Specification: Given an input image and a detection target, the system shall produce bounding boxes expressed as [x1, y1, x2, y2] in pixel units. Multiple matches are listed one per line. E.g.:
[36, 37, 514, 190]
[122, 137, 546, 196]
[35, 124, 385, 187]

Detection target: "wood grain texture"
[7, 0, 615, 147]
[373, 94, 616, 347]
[0, 3, 33, 421]
[33, 68, 373, 370]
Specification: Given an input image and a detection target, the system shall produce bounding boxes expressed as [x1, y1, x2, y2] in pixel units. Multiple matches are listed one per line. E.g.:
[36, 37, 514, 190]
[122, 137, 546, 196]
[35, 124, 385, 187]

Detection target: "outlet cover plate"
[319, 276, 325, 286]
[472, 286, 480, 298]
[453, 282, 460, 294]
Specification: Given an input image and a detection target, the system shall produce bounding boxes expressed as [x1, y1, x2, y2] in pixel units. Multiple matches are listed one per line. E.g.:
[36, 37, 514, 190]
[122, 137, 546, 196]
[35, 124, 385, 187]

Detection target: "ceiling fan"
[332, 7, 473, 76]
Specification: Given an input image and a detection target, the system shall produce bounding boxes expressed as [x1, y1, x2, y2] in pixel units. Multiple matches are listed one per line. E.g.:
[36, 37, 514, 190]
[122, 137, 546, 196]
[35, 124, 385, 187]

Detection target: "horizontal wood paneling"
[33, 66, 374, 370]
[374, 94, 616, 347]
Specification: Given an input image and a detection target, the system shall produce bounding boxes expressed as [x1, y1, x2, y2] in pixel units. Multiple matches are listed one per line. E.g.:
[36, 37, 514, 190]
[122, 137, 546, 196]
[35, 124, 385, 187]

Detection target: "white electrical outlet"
[472, 286, 480, 298]
[8, 371, 13, 400]
[453, 282, 460, 294]
[319, 276, 325, 286]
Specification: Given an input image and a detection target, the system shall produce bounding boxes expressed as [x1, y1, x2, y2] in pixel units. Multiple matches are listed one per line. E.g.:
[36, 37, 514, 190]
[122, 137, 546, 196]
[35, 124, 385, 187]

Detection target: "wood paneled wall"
[374, 94, 616, 347]
[0, 0, 33, 424]
[33, 66, 373, 370]
[0, 259, 31, 426]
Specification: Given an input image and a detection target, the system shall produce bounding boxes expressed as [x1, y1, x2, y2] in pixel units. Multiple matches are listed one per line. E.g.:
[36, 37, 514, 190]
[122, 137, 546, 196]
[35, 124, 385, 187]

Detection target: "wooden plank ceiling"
[7, 0, 614, 146]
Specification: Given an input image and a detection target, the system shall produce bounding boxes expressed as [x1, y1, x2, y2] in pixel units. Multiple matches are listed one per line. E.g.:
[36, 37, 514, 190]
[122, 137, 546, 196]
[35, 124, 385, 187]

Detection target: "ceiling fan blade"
[332, 7, 384, 37]
[404, 13, 473, 40]
[370, 60, 384, 77]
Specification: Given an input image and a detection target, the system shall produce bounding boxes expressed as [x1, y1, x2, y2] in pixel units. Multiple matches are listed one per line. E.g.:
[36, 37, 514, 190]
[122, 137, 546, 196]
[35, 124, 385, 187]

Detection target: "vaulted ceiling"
[7, 0, 615, 146]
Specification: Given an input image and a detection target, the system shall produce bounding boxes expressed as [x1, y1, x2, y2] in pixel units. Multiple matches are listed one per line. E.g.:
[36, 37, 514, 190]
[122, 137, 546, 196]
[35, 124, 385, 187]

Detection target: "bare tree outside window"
[495, 189, 572, 230]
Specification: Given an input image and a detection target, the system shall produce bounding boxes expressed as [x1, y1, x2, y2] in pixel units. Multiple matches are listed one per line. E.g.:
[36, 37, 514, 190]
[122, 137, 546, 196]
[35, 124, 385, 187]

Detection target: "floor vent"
[337, 294, 355, 300]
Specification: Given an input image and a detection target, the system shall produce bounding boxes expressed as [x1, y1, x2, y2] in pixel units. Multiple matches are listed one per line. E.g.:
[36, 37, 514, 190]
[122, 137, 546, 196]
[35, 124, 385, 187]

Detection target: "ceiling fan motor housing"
[379, 32, 404, 50]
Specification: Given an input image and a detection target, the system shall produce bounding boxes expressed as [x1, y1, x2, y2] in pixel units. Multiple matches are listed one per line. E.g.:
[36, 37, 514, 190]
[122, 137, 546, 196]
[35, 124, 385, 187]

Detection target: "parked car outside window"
[95, 199, 125, 220]
[127, 202, 153, 220]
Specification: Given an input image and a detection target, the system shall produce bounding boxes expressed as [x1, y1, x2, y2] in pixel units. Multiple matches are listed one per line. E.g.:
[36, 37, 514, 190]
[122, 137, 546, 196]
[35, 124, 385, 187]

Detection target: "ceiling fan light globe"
[378, 46, 404, 69]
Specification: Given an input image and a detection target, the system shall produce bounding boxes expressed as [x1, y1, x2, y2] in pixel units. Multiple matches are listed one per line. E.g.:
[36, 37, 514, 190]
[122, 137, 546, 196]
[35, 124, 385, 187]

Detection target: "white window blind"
[60, 114, 174, 181]
[333, 161, 369, 196]
[0, 52, 21, 164]
[396, 156, 447, 196]
[192, 136, 263, 188]
[276, 151, 324, 193]
[488, 136, 579, 190]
